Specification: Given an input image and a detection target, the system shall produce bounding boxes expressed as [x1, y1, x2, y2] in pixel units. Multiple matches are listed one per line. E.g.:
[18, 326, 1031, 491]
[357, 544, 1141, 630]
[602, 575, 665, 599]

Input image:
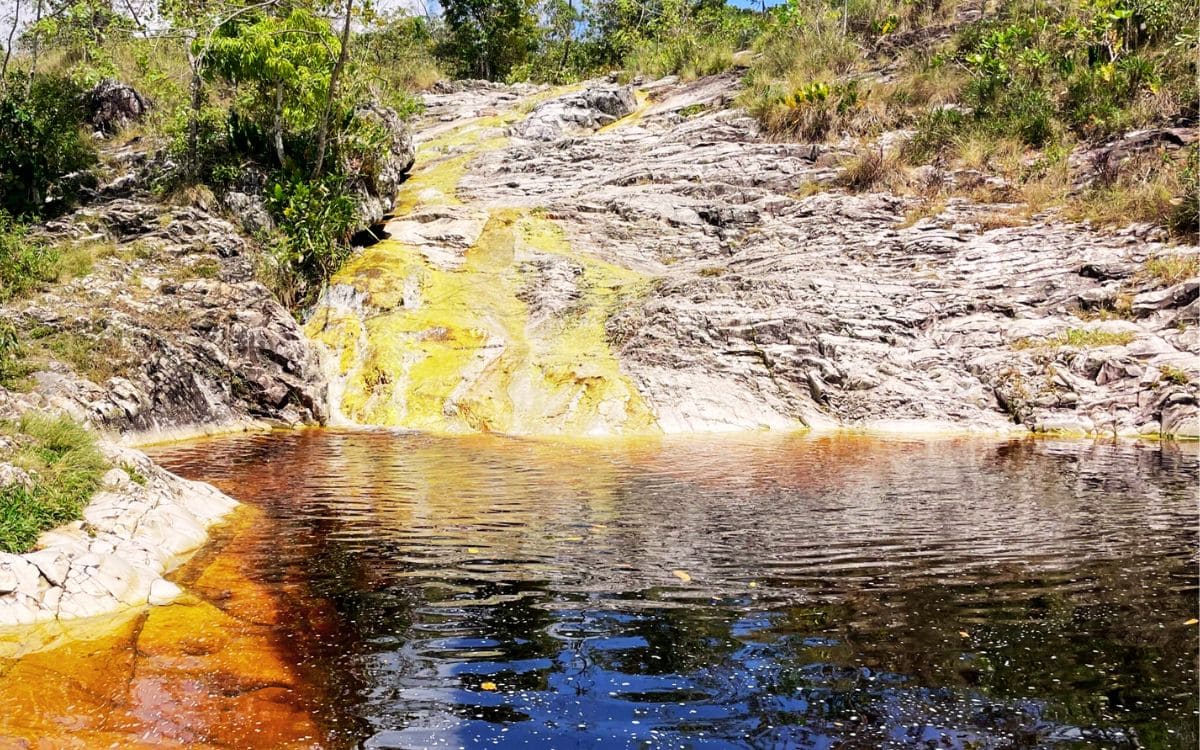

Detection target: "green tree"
[0, 71, 96, 217]
[206, 7, 337, 168]
[439, 0, 539, 80]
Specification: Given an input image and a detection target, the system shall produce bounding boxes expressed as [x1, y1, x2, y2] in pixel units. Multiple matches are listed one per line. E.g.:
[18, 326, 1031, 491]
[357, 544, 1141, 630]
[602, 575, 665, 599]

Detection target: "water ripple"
[150, 432, 1200, 750]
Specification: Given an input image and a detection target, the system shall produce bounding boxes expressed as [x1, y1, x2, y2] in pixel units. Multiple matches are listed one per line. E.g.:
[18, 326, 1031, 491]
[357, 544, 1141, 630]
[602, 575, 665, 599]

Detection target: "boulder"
[510, 85, 638, 142]
[344, 104, 416, 227]
[222, 190, 275, 236]
[84, 79, 150, 136]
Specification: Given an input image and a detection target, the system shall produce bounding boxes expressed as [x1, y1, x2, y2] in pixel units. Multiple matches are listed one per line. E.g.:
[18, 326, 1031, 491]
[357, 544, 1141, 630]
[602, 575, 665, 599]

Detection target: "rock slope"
[8, 196, 327, 439]
[309, 74, 1199, 438]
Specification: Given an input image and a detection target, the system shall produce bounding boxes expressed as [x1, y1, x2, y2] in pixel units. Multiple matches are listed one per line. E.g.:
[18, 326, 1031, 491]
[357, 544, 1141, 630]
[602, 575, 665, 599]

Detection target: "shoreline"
[0, 441, 238, 628]
[0, 414, 1192, 640]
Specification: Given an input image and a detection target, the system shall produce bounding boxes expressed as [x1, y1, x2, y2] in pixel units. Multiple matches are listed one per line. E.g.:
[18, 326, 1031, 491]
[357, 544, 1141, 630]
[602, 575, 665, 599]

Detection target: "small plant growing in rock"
[835, 149, 905, 192]
[1060, 328, 1136, 348]
[1013, 328, 1135, 350]
[1158, 365, 1191, 386]
[1141, 254, 1200, 287]
[121, 462, 149, 486]
[0, 322, 30, 390]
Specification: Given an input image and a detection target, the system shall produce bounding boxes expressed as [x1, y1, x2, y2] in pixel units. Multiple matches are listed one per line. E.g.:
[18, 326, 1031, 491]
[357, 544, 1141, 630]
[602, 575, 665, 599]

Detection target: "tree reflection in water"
[144, 432, 1199, 749]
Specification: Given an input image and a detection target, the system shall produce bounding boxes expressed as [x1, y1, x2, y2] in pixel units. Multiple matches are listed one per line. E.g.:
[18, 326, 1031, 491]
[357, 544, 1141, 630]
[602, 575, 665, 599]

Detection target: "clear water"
[146, 431, 1199, 749]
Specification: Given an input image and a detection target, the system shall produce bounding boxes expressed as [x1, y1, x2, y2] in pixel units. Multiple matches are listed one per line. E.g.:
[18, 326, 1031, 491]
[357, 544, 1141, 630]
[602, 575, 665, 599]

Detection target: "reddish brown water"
[0, 431, 1196, 749]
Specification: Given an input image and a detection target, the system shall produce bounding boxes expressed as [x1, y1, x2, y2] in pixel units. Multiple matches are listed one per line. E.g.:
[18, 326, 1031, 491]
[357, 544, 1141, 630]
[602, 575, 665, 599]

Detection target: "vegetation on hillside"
[0, 0, 1194, 318]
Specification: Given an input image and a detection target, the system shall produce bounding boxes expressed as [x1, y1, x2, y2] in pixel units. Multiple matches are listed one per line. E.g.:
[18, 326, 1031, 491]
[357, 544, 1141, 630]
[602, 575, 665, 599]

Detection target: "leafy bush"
[939, 0, 1195, 147]
[0, 413, 106, 553]
[262, 174, 358, 308]
[754, 80, 867, 141]
[0, 73, 97, 218]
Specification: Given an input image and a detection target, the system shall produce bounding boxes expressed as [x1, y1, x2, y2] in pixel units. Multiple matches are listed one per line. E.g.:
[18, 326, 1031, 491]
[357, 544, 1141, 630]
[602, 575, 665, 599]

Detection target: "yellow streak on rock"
[598, 88, 652, 133]
[308, 88, 659, 436]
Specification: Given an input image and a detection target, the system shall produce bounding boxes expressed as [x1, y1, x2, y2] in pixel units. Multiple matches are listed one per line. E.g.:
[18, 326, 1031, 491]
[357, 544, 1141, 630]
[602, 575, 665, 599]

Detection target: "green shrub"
[262, 173, 358, 308]
[165, 103, 235, 190]
[903, 107, 966, 162]
[755, 80, 867, 141]
[0, 73, 97, 218]
[618, 1, 759, 79]
[0, 213, 59, 302]
[0, 413, 106, 553]
[948, 0, 1194, 146]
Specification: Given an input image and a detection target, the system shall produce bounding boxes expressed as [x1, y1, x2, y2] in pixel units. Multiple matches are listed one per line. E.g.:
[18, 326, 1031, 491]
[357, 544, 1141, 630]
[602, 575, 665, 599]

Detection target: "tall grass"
[0, 414, 107, 553]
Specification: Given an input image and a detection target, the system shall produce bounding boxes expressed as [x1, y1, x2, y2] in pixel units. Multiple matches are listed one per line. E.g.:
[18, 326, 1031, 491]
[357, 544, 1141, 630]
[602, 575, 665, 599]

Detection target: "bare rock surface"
[339, 73, 1199, 438]
[510, 84, 638, 141]
[6, 197, 327, 438]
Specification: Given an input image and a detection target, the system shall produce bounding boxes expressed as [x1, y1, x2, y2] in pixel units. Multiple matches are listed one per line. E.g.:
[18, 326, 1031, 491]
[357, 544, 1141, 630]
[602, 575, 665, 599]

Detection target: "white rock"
[0, 566, 17, 594]
[26, 549, 70, 587]
[102, 467, 131, 488]
[147, 578, 182, 606]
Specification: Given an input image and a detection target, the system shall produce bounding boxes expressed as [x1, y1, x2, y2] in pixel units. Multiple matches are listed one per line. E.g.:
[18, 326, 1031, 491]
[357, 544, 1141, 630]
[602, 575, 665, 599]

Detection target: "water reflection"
[147, 432, 1198, 749]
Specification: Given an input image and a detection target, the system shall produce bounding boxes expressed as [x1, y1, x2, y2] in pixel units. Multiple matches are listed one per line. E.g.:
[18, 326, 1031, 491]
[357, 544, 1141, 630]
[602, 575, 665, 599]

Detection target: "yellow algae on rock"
[307, 87, 660, 436]
[309, 208, 658, 436]
[598, 88, 652, 133]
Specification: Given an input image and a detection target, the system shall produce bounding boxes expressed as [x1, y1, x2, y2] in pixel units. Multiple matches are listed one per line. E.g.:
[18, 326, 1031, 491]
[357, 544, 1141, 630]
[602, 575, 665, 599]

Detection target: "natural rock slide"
[0, 72, 1195, 748]
[309, 74, 1200, 438]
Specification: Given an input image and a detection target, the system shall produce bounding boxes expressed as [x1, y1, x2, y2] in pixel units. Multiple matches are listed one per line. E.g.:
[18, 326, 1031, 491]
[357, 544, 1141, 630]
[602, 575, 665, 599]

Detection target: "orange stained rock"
[0, 506, 328, 749]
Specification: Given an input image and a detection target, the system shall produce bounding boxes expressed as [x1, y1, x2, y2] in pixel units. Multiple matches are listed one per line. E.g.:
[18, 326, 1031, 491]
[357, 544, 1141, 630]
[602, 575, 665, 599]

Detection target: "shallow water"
[2, 432, 1197, 749]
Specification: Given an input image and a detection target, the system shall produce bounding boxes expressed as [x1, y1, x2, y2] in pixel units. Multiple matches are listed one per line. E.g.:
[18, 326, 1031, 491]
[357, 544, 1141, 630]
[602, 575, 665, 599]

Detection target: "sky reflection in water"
[150, 432, 1200, 750]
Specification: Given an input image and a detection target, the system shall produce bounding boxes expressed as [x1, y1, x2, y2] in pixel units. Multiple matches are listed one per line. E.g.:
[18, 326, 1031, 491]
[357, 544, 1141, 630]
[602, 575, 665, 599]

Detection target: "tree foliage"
[439, 0, 540, 80]
[206, 8, 337, 167]
[0, 71, 96, 217]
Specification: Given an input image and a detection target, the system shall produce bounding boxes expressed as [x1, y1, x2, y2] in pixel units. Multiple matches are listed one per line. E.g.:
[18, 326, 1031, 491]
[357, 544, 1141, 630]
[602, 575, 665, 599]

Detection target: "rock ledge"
[0, 441, 237, 627]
